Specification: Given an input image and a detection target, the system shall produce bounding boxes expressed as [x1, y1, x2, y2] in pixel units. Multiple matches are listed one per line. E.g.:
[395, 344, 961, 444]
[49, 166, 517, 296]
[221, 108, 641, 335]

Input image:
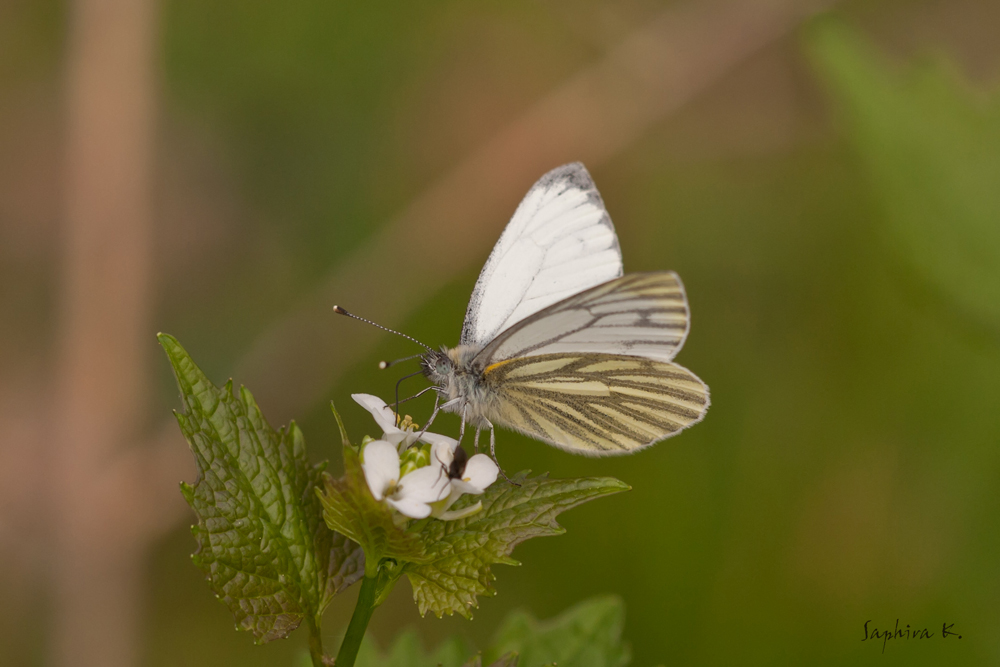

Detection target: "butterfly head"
[420, 348, 451, 385]
[421, 345, 484, 403]
[421, 346, 476, 379]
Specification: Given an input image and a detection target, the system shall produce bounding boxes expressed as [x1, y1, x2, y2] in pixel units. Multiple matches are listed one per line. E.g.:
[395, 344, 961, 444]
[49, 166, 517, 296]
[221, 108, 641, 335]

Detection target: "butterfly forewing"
[475, 272, 690, 366]
[460, 163, 623, 348]
[482, 353, 709, 455]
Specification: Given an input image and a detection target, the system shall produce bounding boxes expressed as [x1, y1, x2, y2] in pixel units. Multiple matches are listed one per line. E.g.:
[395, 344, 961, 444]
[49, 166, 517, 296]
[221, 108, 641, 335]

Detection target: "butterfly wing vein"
[483, 353, 709, 456]
[477, 272, 691, 365]
[460, 163, 623, 347]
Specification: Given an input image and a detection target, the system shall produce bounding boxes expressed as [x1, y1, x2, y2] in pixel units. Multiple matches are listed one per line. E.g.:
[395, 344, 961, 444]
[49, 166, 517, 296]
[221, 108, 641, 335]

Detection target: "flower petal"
[352, 393, 401, 435]
[431, 441, 455, 468]
[450, 479, 484, 495]
[382, 431, 408, 450]
[361, 440, 399, 501]
[351, 392, 460, 453]
[396, 432, 418, 451]
[442, 485, 464, 509]
[462, 454, 499, 491]
[419, 431, 459, 450]
[438, 500, 483, 521]
[385, 496, 432, 519]
[397, 465, 450, 503]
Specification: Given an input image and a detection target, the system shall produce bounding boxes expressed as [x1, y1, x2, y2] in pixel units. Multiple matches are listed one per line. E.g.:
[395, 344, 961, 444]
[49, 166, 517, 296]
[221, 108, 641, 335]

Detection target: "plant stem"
[306, 615, 326, 667]
[335, 574, 379, 667]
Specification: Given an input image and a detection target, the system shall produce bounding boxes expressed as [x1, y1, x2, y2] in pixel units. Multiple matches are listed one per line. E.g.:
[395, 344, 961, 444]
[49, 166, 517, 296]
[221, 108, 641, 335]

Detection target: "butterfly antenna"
[332, 306, 434, 352]
[378, 354, 423, 370]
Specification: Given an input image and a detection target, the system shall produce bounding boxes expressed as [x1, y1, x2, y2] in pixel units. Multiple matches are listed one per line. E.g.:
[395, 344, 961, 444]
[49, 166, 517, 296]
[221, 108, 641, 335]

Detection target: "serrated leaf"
[405, 472, 629, 619]
[484, 596, 630, 667]
[326, 529, 366, 603]
[160, 333, 362, 643]
[807, 20, 1000, 330]
[317, 444, 426, 576]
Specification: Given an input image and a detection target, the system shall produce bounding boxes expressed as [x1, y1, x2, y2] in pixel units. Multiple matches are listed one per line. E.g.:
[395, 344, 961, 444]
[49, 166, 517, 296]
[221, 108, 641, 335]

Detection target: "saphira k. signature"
[862, 619, 962, 653]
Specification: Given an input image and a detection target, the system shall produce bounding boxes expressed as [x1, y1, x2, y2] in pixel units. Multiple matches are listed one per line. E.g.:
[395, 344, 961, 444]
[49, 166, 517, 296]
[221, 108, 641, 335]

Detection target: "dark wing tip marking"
[539, 162, 594, 190]
[537, 162, 610, 216]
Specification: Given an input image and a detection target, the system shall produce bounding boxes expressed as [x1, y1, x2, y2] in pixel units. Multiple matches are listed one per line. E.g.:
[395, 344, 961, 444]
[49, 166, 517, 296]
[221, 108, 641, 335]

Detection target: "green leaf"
[159, 333, 362, 643]
[463, 653, 519, 667]
[317, 444, 426, 576]
[485, 596, 630, 667]
[327, 529, 366, 605]
[806, 20, 1000, 330]
[405, 472, 630, 619]
[347, 629, 518, 667]
[323, 595, 631, 667]
[345, 630, 473, 667]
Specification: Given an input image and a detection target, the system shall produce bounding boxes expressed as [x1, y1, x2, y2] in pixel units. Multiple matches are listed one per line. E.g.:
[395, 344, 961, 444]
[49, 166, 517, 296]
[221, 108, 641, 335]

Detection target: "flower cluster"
[353, 394, 499, 520]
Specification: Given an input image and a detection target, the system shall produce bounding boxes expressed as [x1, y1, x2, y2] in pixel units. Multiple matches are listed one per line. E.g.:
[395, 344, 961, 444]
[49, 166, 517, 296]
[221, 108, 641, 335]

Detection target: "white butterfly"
[337, 163, 709, 471]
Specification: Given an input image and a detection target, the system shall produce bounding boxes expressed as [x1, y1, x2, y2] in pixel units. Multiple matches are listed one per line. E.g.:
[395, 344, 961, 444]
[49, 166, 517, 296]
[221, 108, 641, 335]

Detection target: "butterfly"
[336, 162, 709, 474]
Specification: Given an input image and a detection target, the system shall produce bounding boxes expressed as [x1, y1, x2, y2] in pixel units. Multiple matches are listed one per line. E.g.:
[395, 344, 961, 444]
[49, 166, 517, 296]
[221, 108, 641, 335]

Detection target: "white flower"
[353, 393, 498, 521]
[361, 440, 449, 519]
[353, 393, 456, 451]
[430, 441, 499, 521]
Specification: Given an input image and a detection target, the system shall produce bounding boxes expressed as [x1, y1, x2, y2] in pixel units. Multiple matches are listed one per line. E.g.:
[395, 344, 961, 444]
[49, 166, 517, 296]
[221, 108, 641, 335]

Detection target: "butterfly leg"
[473, 428, 481, 453]
[488, 422, 520, 487]
[412, 393, 441, 447]
[456, 402, 467, 447]
[431, 443, 448, 487]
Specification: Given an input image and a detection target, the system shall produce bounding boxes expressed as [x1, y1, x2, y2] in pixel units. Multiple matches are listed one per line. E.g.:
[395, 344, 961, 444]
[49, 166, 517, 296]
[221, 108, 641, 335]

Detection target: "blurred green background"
[1, 0, 998, 666]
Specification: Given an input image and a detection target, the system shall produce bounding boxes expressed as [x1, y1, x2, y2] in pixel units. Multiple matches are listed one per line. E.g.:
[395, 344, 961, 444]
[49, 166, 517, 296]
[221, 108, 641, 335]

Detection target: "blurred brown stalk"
[50, 0, 159, 665]
[35, 0, 829, 664]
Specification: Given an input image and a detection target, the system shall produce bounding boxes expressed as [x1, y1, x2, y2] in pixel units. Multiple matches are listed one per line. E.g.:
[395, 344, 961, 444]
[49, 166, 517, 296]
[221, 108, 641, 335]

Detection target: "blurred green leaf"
[352, 630, 473, 667]
[335, 595, 630, 667]
[405, 473, 630, 619]
[807, 19, 1000, 329]
[160, 333, 362, 644]
[484, 595, 629, 667]
[348, 633, 518, 667]
[317, 444, 427, 576]
[462, 653, 520, 667]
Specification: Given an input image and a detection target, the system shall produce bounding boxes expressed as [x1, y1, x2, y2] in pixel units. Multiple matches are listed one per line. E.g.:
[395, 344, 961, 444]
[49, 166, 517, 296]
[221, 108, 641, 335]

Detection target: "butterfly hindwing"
[475, 272, 690, 366]
[481, 353, 709, 455]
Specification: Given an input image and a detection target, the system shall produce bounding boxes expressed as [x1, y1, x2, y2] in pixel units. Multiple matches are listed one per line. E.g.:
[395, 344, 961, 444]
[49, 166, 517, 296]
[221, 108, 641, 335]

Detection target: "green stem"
[335, 574, 380, 667]
[306, 615, 326, 667]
